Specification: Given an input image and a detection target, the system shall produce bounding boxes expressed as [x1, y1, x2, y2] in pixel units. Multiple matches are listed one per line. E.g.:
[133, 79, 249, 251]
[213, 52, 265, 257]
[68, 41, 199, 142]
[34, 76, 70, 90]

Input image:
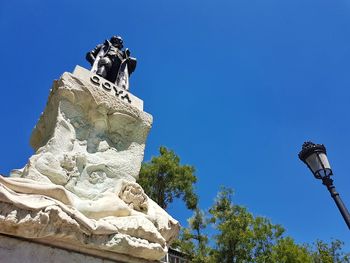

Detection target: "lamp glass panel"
[305, 153, 323, 174]
[318, 168, 332, 178]
[318, 152, 331, 169]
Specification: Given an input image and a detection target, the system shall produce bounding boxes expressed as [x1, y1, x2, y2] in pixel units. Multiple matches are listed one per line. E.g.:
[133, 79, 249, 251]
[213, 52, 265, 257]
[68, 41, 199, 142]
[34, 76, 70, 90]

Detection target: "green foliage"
[139, 147, 349, 263]
[190, 208, 209, 258]
[207, 187, 350, 263]
[271, 237, 313, 263]
[172, 229, 196, 259]
[312, 239, 350, 263]
[208, 187, 286, 263]
[250, 216, 285, 262]
[209, 187, 254, 262]
[138, 146, 198, 210]
[175, 208, 210, 263]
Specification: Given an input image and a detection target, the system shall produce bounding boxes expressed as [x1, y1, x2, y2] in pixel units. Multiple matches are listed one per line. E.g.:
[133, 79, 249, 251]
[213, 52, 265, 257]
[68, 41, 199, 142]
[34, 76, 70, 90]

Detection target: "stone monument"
[0, 37, 179, 263]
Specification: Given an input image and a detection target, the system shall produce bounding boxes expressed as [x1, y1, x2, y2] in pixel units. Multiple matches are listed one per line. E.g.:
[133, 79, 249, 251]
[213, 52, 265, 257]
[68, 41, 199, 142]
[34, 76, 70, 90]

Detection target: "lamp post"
[298, 141, 350, 229]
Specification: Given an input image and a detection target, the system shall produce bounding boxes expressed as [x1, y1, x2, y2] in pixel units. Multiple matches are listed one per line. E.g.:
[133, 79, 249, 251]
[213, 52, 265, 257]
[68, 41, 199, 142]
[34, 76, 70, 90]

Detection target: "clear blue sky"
[1, 0, 349, 249]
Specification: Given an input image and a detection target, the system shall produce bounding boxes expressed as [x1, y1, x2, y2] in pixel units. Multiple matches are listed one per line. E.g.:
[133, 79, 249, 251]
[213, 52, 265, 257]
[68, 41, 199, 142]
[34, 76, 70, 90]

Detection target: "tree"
[174, 208, 210, 263]
[209, 187, 255, 262]
[138, 146, 198, 210]
[209, 187, 286, 263]
[250, 216, 285, 263]
[190, 208, 209, 260]
[139, 147, 350, 263]
[312, 239, 350, 263]
[208, 187, 350, 263]
[271, 237, 313, 263]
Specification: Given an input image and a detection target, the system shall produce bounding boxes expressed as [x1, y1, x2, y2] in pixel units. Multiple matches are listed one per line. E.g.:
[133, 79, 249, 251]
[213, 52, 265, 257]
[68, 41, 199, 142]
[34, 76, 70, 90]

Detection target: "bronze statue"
[86, 36, 137, 90]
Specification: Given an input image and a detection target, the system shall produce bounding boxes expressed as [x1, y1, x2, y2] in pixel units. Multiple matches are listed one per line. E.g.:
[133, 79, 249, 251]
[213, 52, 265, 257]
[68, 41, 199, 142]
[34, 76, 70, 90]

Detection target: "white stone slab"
[73, 65, 144, 111]
[0, 234, 154, 263]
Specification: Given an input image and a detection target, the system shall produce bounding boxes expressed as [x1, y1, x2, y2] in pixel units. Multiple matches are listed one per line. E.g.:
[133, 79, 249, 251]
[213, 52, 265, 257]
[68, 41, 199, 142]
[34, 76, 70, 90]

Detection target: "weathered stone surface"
[0, 234, 154, 263]
[73, 66, 143, 110]
[0, 66, 179, 262]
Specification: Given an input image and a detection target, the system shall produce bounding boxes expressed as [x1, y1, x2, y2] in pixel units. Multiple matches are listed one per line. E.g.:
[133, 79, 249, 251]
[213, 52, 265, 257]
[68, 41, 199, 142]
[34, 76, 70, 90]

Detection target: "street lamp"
[298, 141, 350, 229]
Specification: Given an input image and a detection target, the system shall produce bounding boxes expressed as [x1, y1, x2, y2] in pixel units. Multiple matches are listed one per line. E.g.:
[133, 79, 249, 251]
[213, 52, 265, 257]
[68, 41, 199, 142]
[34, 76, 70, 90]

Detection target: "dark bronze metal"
[86, 36, 137, 90]
[299, 141, 350, 230]
[298, 141, 327, 162]
[322, 176, 350, 229]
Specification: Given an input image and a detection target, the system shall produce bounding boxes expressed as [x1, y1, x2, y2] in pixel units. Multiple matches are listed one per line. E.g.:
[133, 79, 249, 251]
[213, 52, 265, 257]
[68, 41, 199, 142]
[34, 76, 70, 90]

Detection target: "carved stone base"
[0, 234, 155, 263]
[0, 66, 179, 262]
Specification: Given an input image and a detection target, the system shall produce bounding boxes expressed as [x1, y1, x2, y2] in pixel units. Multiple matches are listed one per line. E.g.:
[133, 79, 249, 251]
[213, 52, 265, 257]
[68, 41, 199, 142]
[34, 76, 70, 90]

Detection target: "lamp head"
[299, 141, 332, 179]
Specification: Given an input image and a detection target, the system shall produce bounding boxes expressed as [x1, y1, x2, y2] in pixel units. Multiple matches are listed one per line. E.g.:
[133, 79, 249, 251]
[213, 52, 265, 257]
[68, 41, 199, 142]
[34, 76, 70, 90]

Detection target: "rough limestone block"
[0, 234, 148, 263]
[0, 66, 179, 262]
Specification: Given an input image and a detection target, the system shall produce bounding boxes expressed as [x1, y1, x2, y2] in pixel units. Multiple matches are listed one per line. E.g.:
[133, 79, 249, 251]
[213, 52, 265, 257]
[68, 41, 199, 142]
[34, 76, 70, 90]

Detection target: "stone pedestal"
[0, 66, 179, 262]
[0, 234, 155, 263]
